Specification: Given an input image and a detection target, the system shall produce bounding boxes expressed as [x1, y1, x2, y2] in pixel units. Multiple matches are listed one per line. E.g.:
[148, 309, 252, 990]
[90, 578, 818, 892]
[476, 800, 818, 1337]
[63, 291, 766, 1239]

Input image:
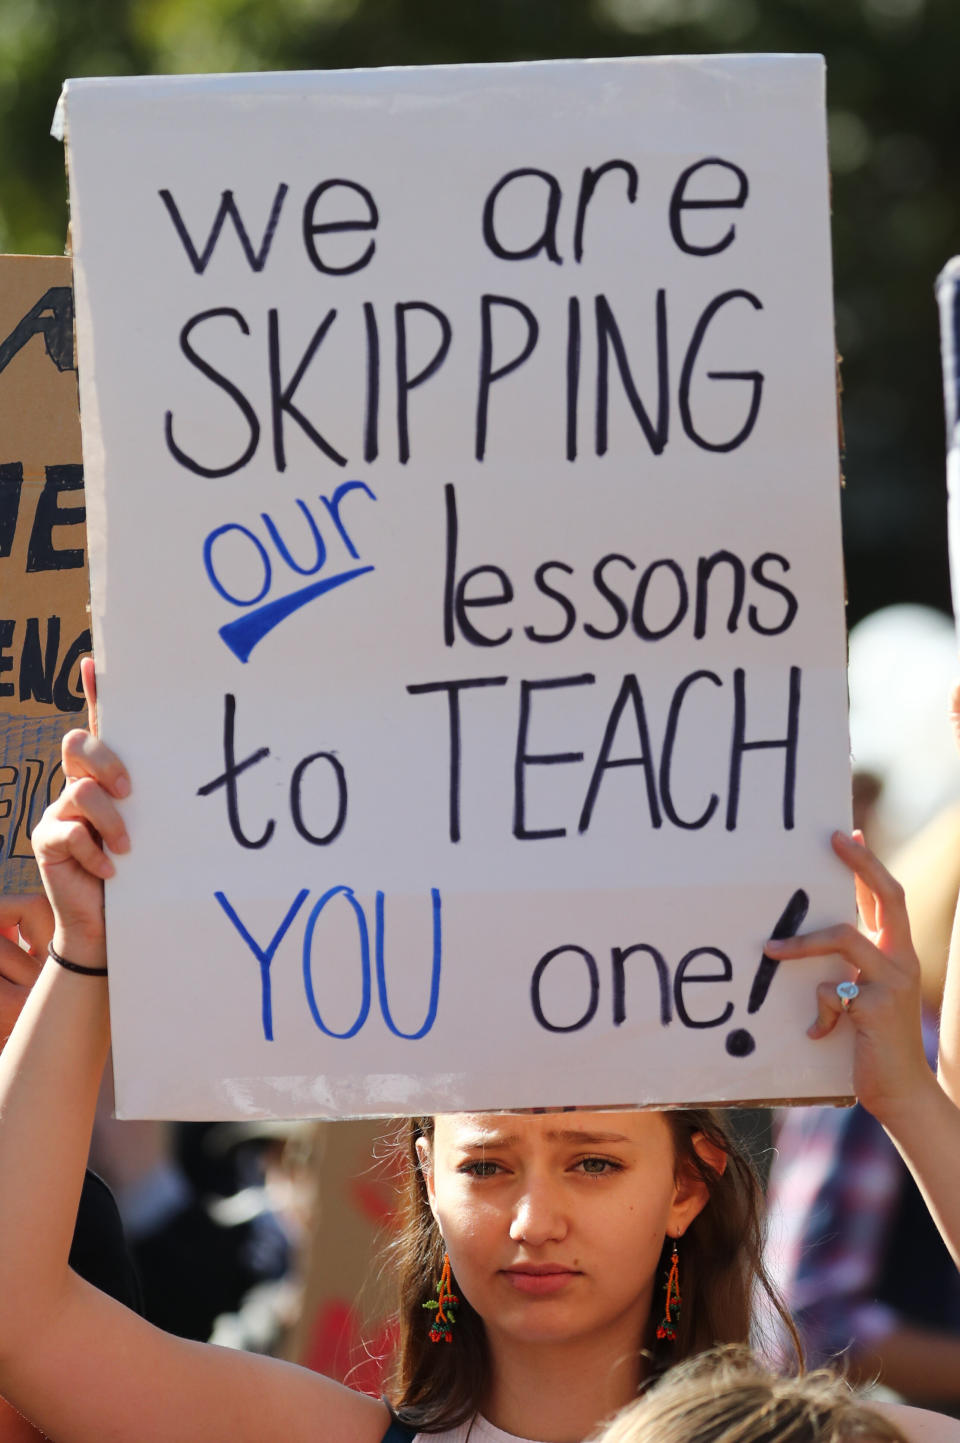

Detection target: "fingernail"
[100, 856, 116, 878]
[764, 938, 784, 953]
[114, 776, 131, 798]
[807, 1021, 823, 1039]
[114, 832, 130, 854]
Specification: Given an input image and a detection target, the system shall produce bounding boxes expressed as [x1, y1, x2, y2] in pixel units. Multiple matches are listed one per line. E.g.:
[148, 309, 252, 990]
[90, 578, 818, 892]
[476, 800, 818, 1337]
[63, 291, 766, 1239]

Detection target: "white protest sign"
[61, 56, 853, 1119]
[937, 258, 960, 641]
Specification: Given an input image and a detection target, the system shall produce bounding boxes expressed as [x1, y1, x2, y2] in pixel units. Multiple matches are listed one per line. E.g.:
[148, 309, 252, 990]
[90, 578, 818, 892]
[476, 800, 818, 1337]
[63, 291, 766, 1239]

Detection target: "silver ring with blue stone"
[836, 980, 860, 1011]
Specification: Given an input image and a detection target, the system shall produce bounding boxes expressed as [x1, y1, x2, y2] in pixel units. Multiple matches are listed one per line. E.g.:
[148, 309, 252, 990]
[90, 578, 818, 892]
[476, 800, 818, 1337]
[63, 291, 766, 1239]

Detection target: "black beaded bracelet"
[47, 940, 108, 977]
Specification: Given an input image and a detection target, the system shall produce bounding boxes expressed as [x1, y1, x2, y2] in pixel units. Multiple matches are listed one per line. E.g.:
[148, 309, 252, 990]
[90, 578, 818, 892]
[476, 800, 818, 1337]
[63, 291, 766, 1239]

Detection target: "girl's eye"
[461, 1160, 501, 1178]
[576, 1157, 621, 1176]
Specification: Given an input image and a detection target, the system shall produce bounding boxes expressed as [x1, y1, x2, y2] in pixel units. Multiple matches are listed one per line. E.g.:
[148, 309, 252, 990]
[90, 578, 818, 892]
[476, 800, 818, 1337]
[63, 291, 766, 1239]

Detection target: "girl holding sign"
[0, 657, 946, 1443]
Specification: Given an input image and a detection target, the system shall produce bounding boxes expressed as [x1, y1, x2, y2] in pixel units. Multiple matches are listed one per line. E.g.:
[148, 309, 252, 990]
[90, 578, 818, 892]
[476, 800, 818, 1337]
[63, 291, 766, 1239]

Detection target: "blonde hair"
[594, 1347, 908, 1443]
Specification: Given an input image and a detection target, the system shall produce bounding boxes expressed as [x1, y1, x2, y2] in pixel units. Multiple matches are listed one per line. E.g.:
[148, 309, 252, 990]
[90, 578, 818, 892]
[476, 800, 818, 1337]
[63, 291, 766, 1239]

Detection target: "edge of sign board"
[54, 52, 825, 97]
[52, 53, 827, 141]
[112, 1097, 858, 1122]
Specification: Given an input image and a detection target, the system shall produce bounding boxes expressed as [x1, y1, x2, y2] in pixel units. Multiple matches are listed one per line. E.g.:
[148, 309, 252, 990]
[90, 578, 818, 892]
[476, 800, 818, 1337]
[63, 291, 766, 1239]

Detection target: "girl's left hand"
[0, 893, 53, 1046]
[763, 830, 931, 1125]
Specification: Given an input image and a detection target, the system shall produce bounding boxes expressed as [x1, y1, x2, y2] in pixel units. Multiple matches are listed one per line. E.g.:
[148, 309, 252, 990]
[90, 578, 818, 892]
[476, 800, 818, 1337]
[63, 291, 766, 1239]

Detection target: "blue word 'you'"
[215, 884, 443, 1042]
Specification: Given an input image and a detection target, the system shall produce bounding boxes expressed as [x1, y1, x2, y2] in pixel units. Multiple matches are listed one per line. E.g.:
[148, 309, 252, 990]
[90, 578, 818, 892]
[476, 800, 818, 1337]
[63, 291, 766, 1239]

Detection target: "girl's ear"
[668, 1130, 727, 1235]
[690, 1130, 727, 1178]
[416, 1135, 440, 1225]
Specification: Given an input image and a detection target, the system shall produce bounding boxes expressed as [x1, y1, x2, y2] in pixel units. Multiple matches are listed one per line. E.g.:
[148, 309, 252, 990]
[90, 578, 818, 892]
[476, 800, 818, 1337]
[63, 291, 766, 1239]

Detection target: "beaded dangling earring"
[656, 1235, 681, 1342]
[423, 1250, 459, 1343]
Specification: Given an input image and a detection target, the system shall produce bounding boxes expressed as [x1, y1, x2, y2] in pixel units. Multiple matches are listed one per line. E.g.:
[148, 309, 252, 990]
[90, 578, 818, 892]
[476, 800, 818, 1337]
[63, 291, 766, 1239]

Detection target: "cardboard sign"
[61, 57, 853, 1119]
[0, 255, 88, 893]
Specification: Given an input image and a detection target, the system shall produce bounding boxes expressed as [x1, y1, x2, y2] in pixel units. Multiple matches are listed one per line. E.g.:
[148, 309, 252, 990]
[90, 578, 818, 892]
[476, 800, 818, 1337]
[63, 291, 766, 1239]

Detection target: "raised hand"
[0, 893, 53, 1045]
[763, 829, 929, 1125]
[30, 657, 131, 963]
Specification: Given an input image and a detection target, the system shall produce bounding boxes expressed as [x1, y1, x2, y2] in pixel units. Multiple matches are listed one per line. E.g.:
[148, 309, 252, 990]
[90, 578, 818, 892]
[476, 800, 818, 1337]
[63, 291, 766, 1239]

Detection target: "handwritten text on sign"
[63, 57, 853, 1118]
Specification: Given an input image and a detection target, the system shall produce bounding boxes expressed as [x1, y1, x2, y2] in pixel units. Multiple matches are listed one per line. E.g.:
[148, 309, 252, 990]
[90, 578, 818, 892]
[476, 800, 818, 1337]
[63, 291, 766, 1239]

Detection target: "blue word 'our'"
[202, 480, 377, 662]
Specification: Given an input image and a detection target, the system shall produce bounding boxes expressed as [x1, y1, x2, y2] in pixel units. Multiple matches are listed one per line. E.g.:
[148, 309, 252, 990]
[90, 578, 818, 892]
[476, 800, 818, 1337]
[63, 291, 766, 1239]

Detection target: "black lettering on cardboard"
[583, 554, 635, 641]
[0, 464, 23, 558]
[406, 676, 508, 842]
[396, 302, 453, 465]
[196, 693, 274, 849]
[515, 674, 595, 840]
[674, 946, 734, 1027]
[0, 286, 75, 376]
[694, 551, 746, 638]
[612, 943, 671, 1026]
[19, 616, 59, 704]
[578, 673, 661, 833]
[566, 296, 581, 462]
[476, 295, 539, 461]
[530, 945, 599, 1032]
[456, 567, 514, 647]
[573, 160, 638, 263]
[158, 185, 289, 273]
[363, 301, 380, 463]
[482, 168, 563, 264]
[525, 562, 576, 644]
[595, 291, 668, 457]
[302, 180, 378, 275]
[0, 618, 13, 697]
[289, 751, 347, 844]
[669, 158, 748, 257]
[165, 309, 260, 477]
[748, 553, 799, 635]
[726, 665, 801, 831]
[631, 558, 688, 641]
[679, 290, 764, 453]
[659, 669, 722, 829]
[26, 465, 85, 572]
[52, 628, 90, 713]
[269, 306, 347, 471]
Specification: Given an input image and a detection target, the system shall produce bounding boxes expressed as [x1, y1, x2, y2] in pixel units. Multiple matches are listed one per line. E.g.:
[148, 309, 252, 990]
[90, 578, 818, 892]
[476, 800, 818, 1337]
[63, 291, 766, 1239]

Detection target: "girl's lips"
[501, 1267, 579, 1296]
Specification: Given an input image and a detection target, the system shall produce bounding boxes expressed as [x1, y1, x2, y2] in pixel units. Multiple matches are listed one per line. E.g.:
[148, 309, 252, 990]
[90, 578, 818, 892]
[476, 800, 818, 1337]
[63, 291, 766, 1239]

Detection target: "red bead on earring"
[656, 1236, 681, 1342]
[423, 1251, 459, 1343]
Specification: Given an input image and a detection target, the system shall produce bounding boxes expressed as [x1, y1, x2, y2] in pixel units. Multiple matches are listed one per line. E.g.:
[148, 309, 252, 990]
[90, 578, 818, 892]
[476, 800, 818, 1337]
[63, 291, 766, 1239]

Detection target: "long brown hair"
[386, 1111, 799, 1434]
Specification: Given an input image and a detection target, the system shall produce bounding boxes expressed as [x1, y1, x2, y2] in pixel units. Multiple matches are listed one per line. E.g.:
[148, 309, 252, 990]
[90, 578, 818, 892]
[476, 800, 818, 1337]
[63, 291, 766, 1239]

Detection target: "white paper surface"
[62, 56, 853, 1119]
[937, 258, 960, 637]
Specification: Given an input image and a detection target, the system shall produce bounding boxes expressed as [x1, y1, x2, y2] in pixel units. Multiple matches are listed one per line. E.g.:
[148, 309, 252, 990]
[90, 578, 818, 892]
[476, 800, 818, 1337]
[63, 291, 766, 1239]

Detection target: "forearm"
[0, 943, 109, 1361]
[939, 898, 960, 1107]
[880, 1071, 960, 1272]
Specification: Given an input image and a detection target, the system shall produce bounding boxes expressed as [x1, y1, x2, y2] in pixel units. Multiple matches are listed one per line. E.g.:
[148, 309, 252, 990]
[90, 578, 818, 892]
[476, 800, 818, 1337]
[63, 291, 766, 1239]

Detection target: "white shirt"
[411, 1417, 544, 1443]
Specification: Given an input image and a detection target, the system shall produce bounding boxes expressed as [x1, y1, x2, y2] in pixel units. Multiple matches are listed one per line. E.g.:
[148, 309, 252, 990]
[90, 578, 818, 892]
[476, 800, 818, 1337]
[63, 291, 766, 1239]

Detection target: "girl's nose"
[508, 1178, 569, 1246]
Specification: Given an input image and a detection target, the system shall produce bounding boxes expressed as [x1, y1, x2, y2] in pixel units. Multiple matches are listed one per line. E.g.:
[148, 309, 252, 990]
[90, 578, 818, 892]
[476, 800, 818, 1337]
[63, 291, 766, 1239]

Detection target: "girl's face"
[420, 1111, 710, 1356]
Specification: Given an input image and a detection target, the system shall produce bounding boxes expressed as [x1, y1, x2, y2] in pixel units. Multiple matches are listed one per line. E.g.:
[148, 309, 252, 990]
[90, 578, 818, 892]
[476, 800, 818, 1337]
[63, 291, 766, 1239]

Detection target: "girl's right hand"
[31, 657, 131, 957]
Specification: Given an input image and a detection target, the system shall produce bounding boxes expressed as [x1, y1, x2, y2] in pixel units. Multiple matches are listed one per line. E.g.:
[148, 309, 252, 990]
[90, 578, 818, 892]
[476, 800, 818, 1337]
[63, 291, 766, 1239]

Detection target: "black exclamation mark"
[725, 888, 810, 1058]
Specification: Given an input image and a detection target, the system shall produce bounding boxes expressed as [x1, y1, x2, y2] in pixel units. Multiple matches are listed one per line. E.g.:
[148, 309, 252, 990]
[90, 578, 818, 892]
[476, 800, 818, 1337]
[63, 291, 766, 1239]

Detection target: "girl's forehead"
[433, 1110, 668, 1147]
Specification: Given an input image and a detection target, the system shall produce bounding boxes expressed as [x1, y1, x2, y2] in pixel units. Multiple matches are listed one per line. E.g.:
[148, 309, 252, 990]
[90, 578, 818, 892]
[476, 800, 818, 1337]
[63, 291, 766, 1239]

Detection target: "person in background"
[592, 1347, 954, 1443]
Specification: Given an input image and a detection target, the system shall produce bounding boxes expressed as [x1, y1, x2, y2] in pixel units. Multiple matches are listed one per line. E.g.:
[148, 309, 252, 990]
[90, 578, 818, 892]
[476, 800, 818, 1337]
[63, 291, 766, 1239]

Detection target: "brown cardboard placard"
[0, 255, 89, 893]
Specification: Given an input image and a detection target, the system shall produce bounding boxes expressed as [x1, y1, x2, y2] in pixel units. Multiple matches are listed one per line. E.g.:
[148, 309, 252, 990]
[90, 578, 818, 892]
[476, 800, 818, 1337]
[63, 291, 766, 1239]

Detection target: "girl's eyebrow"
[547, 1129, 632, 1145]
[454, 1128, 632, 1150]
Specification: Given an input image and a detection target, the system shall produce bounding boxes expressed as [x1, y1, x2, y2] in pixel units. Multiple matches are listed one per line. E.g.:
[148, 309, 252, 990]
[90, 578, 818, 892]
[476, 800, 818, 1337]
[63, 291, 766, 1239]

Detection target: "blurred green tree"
[2, 0, 958, 622]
